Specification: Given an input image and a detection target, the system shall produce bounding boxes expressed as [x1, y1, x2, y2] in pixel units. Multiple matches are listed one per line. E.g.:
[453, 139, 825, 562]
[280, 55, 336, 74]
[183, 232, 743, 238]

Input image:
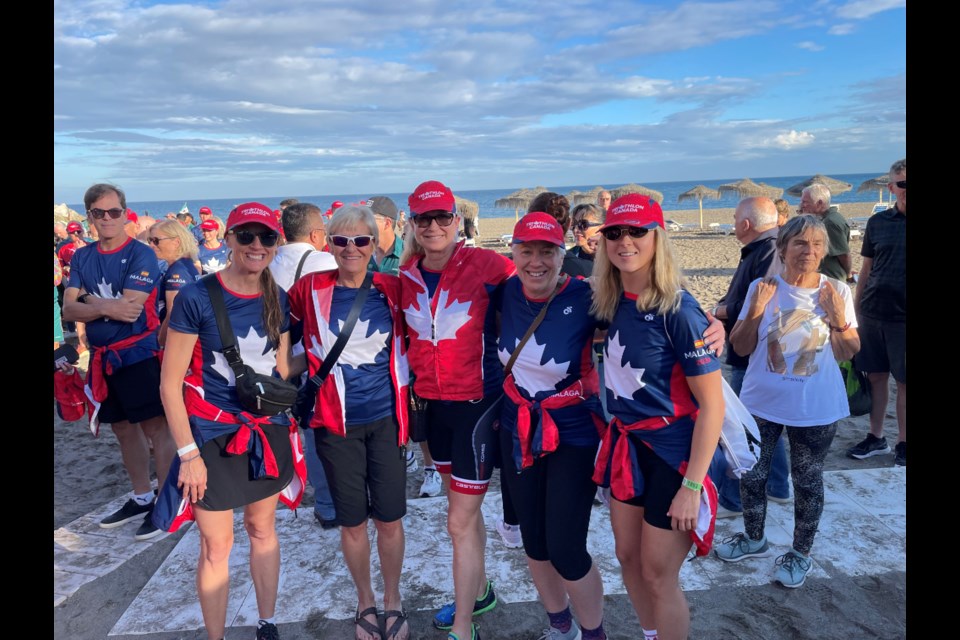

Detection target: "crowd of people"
[53, 158, 906, 640]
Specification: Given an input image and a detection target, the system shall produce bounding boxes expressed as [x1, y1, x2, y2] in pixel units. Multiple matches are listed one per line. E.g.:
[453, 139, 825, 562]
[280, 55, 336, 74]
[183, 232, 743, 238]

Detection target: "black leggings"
[499, 426, 597, 581]
[742, 418, 837, 555]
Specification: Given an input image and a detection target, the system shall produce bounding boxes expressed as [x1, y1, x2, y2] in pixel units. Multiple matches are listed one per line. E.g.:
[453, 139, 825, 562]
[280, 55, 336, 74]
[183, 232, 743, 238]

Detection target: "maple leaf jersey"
[198, 242, 230, 274]
[605, 290, 720, 426]
[157, 257, 200, 322]
[496, 276, 604, 446]
[67, 236, 160, 363]
[168, 274, 290, 420]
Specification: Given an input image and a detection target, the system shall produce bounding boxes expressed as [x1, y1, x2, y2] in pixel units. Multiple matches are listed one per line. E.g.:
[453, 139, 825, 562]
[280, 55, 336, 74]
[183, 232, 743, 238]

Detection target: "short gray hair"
[327, 204, 379, 245]
[890, 158, 906, 175]
[802, 183, 832, 207]
[511, 242, 566, 260]
[571, 203, 603, 223]
[776, 214, 827, 261]
[738, 197, 778, 228]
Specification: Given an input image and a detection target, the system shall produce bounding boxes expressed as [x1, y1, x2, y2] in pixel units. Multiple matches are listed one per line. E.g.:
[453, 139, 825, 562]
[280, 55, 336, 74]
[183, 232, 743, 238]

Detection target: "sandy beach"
[54, 202, 905, 639]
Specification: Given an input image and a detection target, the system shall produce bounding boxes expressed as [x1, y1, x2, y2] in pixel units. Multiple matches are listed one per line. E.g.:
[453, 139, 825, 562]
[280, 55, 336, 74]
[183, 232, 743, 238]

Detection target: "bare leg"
[895, 381, 906, 443]
[341, 520, 378, 640]
[376, 518, 408, 639]
[140, 415, 174, 488]
[193, 505, 235, 640]
[244, 494, 281, 621]
[637, 522, 694, 640]
[447, 487, 488, 640]
[610, 499, 654, 632]
[419, 441, 435, 467]
[867, 373, 890, 438]
[111, 420, 152, 494]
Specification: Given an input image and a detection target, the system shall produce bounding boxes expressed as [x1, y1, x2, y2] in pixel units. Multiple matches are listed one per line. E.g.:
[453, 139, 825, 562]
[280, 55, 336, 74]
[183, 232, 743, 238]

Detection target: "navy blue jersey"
[328, 286, 394, 425]
[198, 242, 230, 274]
[604, 290, 719, 425]
[157, 257, 200, 322]
[497, 277, 603, 446]
[68, 237, 160, 360]
[169, 276, 290, 418]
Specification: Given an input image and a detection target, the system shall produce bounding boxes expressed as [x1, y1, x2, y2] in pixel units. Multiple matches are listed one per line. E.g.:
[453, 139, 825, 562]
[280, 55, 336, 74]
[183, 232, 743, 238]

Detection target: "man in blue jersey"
[62, 183, 174, 541]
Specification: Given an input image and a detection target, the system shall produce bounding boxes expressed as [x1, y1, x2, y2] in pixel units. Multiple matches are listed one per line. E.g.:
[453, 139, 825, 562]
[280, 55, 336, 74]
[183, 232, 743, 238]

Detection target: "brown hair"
[528, 192, 571, 232]
[259, 268, 283, 348]
[83, 183, 126, 211]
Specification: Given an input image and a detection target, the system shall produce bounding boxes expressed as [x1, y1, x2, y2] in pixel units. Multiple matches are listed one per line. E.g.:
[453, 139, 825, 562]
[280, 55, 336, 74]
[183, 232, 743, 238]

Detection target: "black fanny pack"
[202, 275, 298, 416]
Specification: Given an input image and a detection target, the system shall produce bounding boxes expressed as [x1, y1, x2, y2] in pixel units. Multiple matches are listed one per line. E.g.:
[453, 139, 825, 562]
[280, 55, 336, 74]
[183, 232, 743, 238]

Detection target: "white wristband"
[177, 443, 199, 457]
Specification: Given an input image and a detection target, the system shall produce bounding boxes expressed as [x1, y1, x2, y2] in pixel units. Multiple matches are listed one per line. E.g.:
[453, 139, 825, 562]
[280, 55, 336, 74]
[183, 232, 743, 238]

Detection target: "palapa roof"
[718, 178, 783, 199]
[857, 175, 890, 193]
[610, 183, 664, 204]
[785, 174, 852, 198]
[494, 186, 548, 211]
[454, 196, 479, 220]
[677, 185, 721, 203]
[571, 186, 607, 206]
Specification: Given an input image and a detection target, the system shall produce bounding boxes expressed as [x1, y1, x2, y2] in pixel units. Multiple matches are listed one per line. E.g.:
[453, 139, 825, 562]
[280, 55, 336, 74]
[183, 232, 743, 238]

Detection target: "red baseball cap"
[599, 194, 664, 231]
[66, 221, 84, 234]
[125, 209, 138, 224]
[330, 201, 344, 213]
[226, 202, 281, 232]
[408, 180, 456, 215]
[199, 206, 213, 216]
[512, 212, 565, 247]
[200, 219, 219, 231]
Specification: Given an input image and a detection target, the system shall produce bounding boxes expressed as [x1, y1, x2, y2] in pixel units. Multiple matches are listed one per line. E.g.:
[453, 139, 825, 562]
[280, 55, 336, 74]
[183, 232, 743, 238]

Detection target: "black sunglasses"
[894, 180, 906, 189]
[230, 229, 280, 247]
[575, 220, 602, 232]
[148, 236, 175, 246]
[601, 226, 650, 241]
[329, 234, 374, 248]
[414, 212, 455, 228]
[88, 207, 125, 220]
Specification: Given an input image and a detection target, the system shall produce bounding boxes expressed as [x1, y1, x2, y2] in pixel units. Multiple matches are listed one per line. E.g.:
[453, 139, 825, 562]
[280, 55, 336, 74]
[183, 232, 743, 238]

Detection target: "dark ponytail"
[259, 267, 283, 349]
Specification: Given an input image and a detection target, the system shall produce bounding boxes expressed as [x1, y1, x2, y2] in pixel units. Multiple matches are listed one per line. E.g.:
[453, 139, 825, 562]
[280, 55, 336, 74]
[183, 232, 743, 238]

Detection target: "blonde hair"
[398, 214, 461, 265]
[589, 227, 684, 322]
[152, 219, 198, 261]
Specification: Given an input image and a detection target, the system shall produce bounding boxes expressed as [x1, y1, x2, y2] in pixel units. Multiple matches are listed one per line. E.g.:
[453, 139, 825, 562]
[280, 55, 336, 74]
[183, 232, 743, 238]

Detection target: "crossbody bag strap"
[504, 276, 566, 377]
[307, 272, 375, 387]
[201, 273, 246, 375]
[294, 249, 313, 282]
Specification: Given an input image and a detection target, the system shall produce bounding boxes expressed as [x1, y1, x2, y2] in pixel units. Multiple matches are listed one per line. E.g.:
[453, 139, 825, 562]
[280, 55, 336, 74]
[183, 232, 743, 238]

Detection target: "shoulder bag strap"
[504, 276, 566, 377]
[201, 273, 246, 375]
[306, 271, 375, 387]
[294, 249, 313, 282]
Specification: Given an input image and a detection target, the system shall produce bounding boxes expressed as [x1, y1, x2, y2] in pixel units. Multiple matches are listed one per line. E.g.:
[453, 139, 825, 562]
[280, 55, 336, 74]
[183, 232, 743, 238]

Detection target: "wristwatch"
[77, 293, 91, 304]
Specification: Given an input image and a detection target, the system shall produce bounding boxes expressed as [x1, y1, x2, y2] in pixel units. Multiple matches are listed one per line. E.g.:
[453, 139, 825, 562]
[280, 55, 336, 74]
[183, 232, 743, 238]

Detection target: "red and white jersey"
[288, 270, 410, 444]
[399, 242, 515, 400]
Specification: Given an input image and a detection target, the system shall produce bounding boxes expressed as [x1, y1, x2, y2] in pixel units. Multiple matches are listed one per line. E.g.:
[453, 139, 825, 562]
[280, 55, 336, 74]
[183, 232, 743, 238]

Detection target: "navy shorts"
[314, 416, 407, 527]
[613, 435, 684, 531]
[856, 317, 906, 383]
[98, 356, 166, 424]
[427, 393, 502, 495]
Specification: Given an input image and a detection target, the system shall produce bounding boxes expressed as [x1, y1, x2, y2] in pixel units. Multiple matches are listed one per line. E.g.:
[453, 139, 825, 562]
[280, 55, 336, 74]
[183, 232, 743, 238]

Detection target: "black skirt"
[196, 422, 294, 511]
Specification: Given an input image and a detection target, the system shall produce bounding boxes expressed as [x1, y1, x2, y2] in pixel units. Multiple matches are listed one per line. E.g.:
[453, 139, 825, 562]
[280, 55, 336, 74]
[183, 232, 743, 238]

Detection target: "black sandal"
[354, 606, 383, 640]
[383, 608, 409, 640]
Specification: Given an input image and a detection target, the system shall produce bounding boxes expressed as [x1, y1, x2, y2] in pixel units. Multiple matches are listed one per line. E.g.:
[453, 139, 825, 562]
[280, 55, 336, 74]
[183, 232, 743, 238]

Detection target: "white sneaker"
[495, 519, 523, 549]
[405, 450, 419, 474]
[419, 467, 442, 497]
[594, 487, 610, 508]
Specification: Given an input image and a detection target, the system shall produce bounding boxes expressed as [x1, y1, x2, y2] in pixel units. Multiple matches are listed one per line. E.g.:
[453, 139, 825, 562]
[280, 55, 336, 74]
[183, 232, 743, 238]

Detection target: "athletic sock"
[547, 606, 573, 633]
[258, 617, 276, 627]
[425, 465, 436, 471]
[642, 628, 658, 640]
[582, 622, 607, 640]
[132, 491, 154, 506]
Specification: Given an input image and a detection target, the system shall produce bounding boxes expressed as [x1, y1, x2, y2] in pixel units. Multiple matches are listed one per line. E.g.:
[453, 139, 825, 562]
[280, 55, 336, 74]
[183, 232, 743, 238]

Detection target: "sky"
[53, 0, 906, 202]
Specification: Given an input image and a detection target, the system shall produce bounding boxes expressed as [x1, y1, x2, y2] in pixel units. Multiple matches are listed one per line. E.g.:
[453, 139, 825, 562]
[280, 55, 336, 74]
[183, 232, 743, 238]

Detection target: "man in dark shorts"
[62, 183, 174, 540]
[848, 159, 907, 466]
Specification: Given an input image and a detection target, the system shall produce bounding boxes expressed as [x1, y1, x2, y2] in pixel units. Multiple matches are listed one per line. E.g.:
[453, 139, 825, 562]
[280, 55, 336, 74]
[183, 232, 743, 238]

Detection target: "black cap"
[367, 196, 399, 221]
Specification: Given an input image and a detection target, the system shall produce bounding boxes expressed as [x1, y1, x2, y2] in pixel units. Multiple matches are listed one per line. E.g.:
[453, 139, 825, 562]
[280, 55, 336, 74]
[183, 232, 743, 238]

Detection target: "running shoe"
[714, 533, 773, 562]
[99, 498, 153, 529]
[420, 467, 442, 497]
[495, 519, 523, 549]
[846, 434, 890, 460]
[774, 550, 812, 589]
[433, 579, 497, 630]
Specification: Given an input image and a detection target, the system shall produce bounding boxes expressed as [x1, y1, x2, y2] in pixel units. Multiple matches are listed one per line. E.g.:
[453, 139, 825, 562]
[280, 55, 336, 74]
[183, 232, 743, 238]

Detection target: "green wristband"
[681, 477, 702, 492]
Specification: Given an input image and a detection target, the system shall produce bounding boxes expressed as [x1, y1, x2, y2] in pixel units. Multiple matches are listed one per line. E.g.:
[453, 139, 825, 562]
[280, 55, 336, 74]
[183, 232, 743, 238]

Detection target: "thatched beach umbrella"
[566, 189, 583, 204]
[718, 178, 782, 200]
[785, 174, 852, 198]
[857, 175, 890, 203]
[495, 186, 548, 221]
[571, 186, 607, 206]
[610, 183, 664, 204]
[54, 203, 84, 224]
[454, 196, 479, 220]
[678, 185, 721, 229]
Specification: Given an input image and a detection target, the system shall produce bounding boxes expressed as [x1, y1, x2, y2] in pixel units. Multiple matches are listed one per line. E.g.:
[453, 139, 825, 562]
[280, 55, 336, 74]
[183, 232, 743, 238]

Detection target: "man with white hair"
[596, 190, 612, 213]
[799, 183, 850, 281]
[710, 197, 790, 515]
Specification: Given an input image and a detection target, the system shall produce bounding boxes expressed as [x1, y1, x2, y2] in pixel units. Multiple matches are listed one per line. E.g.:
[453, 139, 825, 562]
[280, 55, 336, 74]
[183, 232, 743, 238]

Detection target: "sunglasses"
[330, 234, 374, 248]
[148, 236, 176, 246]
[894, 180, 906, 189]
[88, 207, 125, 220]
[413, 212, 455, 228]
[601, 226, 651, 241]
[575, 220, 602, 232]
[230, 229, 280, 247]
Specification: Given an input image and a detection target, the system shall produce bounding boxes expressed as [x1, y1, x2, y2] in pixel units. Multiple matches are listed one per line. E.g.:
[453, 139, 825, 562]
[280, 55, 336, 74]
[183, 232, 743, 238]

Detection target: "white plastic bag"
[718, 377, 761, 478]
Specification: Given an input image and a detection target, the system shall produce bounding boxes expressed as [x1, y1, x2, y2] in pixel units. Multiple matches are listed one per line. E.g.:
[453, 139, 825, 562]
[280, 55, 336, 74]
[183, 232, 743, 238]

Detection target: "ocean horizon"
[62, 172, 892, 221]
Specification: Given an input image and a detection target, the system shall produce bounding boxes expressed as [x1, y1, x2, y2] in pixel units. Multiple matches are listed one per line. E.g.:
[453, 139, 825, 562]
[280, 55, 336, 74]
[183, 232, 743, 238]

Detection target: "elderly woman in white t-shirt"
[715, 214, 860, 589]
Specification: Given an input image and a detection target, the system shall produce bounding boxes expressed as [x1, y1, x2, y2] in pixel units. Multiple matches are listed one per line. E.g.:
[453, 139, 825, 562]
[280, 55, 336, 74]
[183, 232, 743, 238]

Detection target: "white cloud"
[797, 41, 825, 51]
[835, 0, 906, 20]
[767, 130, 816, 149]
[828, 23, 857, 35]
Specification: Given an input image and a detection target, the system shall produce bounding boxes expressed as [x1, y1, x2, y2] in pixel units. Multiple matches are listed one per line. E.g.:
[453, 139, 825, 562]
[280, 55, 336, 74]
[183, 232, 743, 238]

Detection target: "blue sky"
[53, 0, 906, 202]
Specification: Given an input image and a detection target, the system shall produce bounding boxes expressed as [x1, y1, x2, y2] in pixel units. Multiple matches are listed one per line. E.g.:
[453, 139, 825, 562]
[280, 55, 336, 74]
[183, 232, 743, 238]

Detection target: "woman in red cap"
[590, 194, 724, 640]
[155, 202, 304, 640]
[399, 180, 516, 640]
